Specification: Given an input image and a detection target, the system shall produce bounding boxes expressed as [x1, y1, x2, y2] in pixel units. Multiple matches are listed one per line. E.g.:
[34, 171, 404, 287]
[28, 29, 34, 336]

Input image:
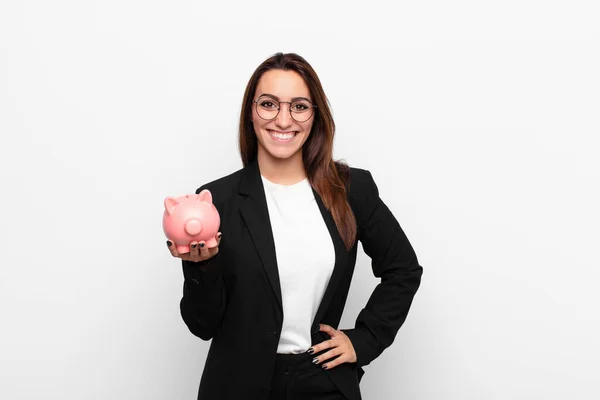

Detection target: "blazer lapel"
[238, 159, 350, 330]
[238, 160, 284, 318]
[310, 186, 349, 333]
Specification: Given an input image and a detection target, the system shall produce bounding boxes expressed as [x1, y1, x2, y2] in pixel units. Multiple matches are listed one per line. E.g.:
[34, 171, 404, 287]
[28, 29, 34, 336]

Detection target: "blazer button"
[272, 331, 277, 336]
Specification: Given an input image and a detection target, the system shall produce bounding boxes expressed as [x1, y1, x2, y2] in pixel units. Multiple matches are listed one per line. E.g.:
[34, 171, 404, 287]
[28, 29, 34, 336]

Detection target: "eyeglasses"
[253, 96, 317, 123]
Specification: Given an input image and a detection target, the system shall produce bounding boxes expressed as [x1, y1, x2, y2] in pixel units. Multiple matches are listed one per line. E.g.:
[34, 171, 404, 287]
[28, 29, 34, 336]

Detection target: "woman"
[167, 52, 423, 400]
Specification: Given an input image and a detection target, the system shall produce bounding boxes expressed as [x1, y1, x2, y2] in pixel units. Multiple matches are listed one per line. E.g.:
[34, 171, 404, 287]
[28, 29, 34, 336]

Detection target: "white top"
[261, 174, 336, 354]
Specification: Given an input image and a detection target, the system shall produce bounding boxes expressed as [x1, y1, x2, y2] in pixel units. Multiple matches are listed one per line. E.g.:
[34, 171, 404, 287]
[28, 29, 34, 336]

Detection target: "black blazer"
[180, 159, 423, 400]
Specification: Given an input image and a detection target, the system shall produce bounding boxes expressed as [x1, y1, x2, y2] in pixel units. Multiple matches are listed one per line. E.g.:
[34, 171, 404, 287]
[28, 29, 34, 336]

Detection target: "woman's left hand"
[308, 324, 357, 370]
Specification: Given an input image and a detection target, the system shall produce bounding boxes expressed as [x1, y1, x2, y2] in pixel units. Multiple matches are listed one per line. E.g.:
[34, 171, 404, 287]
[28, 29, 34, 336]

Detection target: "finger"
[189, 241, 199, 258]
[319, 324, 339, 337]
[321, 353, 349, 370]
[205, 233, 222, 259]
[198, 241, 209, 259]
[307, 338, 335, 355]
[312, 347, 342, 366]
[166, 240, 179, 257]
[204, 232, 221, 250]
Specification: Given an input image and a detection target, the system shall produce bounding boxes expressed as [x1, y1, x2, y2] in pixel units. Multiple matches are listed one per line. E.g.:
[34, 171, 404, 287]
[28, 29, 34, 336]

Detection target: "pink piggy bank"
[162, 189, 221, 254]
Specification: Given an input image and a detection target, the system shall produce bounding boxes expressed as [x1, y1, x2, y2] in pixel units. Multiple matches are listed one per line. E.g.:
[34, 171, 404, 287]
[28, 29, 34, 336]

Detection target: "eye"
[291, 101, 310, 112]
[259, 100, 278, 109]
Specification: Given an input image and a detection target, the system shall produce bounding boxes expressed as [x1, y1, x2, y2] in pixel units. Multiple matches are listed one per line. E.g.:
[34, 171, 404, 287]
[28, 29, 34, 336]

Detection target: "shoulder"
[195, 168, 242, 193]
[334, 161, 377, 195]
[344, 166, 383, 225]
[347, 166, 379, 199]
[194, 167, 244, 207]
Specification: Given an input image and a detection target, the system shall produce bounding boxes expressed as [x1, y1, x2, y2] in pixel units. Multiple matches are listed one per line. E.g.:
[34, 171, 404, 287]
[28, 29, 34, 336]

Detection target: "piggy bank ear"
[164, 196, 180, 215]
[197, 189, 213, 204]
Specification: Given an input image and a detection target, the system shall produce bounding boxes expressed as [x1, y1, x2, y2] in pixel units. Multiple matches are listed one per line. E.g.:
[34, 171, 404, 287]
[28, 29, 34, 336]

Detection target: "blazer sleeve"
[342, 169, 423, 368]
[179, 185, 227, 341]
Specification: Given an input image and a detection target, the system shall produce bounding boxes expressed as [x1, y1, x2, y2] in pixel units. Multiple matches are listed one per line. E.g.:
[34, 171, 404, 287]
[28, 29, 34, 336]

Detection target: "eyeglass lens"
[255, 97, 314, 122]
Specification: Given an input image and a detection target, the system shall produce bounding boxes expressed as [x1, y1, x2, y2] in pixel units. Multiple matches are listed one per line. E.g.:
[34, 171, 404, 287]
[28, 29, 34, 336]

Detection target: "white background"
[1, 1, 599, 399]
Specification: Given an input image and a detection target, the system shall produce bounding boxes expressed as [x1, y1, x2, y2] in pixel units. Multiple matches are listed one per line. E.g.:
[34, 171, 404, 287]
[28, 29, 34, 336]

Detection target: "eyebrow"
[257, 93, 312, 102]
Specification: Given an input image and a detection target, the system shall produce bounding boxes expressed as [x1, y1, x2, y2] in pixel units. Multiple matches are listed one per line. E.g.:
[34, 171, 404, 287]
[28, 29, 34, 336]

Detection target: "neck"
[257, 148, 307, 185]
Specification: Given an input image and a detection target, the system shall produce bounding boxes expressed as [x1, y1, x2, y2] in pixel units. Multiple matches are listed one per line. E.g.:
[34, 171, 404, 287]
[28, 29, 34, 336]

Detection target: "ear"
[164, 197, 180, 215]
[197, 189, 213, 204]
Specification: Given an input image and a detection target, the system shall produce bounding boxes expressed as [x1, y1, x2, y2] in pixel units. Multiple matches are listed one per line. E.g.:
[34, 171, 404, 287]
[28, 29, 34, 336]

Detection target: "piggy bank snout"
[184, 218, 203, 236]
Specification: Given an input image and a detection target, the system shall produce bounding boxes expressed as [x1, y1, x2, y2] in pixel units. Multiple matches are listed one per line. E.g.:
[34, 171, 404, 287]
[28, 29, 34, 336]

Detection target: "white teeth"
[270, 131, 295, 139]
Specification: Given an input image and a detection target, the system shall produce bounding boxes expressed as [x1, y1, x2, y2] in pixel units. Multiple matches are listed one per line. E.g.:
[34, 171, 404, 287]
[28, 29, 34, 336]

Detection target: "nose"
[275, 103, 293, 128]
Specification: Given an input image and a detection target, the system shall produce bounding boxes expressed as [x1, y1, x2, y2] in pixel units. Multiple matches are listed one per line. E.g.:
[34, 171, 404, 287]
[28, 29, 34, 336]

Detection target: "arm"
[180, 255, 226, 341]
[179, 186, 227, 341]
[342, 170, 423, 367]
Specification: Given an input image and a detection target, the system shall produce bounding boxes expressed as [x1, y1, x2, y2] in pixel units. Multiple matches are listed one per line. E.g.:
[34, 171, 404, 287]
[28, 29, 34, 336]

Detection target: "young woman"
[167, 52, 423, 400]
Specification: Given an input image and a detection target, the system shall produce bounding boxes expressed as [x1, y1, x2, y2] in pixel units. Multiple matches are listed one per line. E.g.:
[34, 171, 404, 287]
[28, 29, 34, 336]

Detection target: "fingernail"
[312, 357, 319, 364]
[307, 348, 314, 355]
[166, 240, 172, 247]
[191, 244, 197, 249]
[200, 243, 205, 248]
[217, 233, 222, 239]
[322, 364, 328, 370]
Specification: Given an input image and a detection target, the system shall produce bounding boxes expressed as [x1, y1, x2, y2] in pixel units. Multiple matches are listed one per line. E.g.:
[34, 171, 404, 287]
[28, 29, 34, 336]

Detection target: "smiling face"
[252, 69, 315, 165]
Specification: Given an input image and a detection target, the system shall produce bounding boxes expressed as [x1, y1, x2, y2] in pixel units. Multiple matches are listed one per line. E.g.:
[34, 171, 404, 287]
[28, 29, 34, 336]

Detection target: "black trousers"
[268, 352, 347, 400]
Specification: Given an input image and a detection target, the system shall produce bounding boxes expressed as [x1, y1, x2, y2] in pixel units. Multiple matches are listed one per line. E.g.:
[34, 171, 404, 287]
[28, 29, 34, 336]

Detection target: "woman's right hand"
[167, 232, 222, 263]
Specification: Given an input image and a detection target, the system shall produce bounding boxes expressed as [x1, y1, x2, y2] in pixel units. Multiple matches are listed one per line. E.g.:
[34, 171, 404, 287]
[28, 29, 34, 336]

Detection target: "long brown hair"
[239, 52, 357, 251]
